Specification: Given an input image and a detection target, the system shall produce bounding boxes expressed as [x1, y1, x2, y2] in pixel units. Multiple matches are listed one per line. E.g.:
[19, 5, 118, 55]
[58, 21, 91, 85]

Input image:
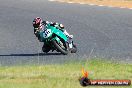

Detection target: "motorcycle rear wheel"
[42, 44, 51, 53]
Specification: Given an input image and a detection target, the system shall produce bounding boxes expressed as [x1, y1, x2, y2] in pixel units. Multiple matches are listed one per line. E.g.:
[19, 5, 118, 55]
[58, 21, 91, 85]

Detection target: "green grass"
[0, 58, 131, 88]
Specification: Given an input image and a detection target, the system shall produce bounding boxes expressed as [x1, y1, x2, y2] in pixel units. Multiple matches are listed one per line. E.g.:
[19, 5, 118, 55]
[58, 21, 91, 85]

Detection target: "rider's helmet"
[33, 17, 43, 29]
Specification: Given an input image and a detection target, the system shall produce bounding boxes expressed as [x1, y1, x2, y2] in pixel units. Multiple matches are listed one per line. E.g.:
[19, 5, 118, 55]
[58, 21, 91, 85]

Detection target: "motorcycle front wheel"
[52, 40, 68, 55]
[71, 44, 77, 53]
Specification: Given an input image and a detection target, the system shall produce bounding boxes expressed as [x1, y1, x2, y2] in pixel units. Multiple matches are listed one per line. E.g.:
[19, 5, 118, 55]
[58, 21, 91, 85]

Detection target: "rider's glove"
[42, 21, 49, 25]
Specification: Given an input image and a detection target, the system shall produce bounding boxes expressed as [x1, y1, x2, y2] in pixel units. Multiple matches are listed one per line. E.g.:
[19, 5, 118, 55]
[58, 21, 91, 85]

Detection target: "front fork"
[67, 37, 73, 49]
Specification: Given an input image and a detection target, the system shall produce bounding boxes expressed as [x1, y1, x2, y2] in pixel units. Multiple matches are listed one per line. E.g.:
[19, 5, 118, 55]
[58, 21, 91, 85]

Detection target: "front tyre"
[71, 44, 77, 53]
[52, 40, 68, 55]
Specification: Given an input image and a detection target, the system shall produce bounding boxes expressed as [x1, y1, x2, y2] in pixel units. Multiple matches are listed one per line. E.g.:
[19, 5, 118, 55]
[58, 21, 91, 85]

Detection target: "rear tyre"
[52, 40, 68, 55]
[42, 44, 51, 53]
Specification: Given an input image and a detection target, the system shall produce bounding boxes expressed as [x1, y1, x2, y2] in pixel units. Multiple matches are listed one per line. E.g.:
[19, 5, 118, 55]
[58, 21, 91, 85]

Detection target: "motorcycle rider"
[32, 17, 73, 53]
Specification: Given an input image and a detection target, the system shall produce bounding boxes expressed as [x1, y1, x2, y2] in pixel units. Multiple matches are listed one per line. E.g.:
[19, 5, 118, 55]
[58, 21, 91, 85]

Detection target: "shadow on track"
[0, 53, 62, 56]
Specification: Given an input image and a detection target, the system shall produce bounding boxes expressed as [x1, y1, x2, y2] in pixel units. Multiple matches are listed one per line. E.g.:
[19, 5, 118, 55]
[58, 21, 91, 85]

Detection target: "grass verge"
[0, 58, 131, 88]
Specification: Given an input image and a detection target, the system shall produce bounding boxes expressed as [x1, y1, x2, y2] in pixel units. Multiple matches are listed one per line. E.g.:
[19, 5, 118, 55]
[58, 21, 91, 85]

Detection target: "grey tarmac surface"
[0, 0, 132, 65]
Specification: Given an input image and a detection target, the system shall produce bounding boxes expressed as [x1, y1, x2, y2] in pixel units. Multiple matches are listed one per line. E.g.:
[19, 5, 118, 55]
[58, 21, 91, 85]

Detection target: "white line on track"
[89, 4, 96, 6]
[68, 2, 74, 3]
[120, 7, 126, 8]
[98, 5, 105, 7]
[79, 3, 85, 4]
[49, 0, 55, 1]
[48, 0, 132, 10]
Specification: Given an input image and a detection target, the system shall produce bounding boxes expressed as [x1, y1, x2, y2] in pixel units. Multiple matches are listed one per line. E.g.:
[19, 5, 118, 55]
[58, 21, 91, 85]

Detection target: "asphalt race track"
[0, 0, 132, 65]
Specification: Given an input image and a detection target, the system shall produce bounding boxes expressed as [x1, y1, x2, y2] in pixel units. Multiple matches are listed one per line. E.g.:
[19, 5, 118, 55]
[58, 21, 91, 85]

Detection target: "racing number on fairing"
[43, 29, 51, 38]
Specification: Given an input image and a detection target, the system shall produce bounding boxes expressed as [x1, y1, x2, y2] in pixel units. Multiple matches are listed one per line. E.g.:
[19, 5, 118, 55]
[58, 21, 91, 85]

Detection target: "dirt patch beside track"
[55, 0, 132, 8]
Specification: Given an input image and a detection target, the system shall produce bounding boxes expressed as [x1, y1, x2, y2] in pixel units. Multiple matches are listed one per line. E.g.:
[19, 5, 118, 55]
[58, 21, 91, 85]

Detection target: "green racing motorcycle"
[35, 23, 77, 55]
